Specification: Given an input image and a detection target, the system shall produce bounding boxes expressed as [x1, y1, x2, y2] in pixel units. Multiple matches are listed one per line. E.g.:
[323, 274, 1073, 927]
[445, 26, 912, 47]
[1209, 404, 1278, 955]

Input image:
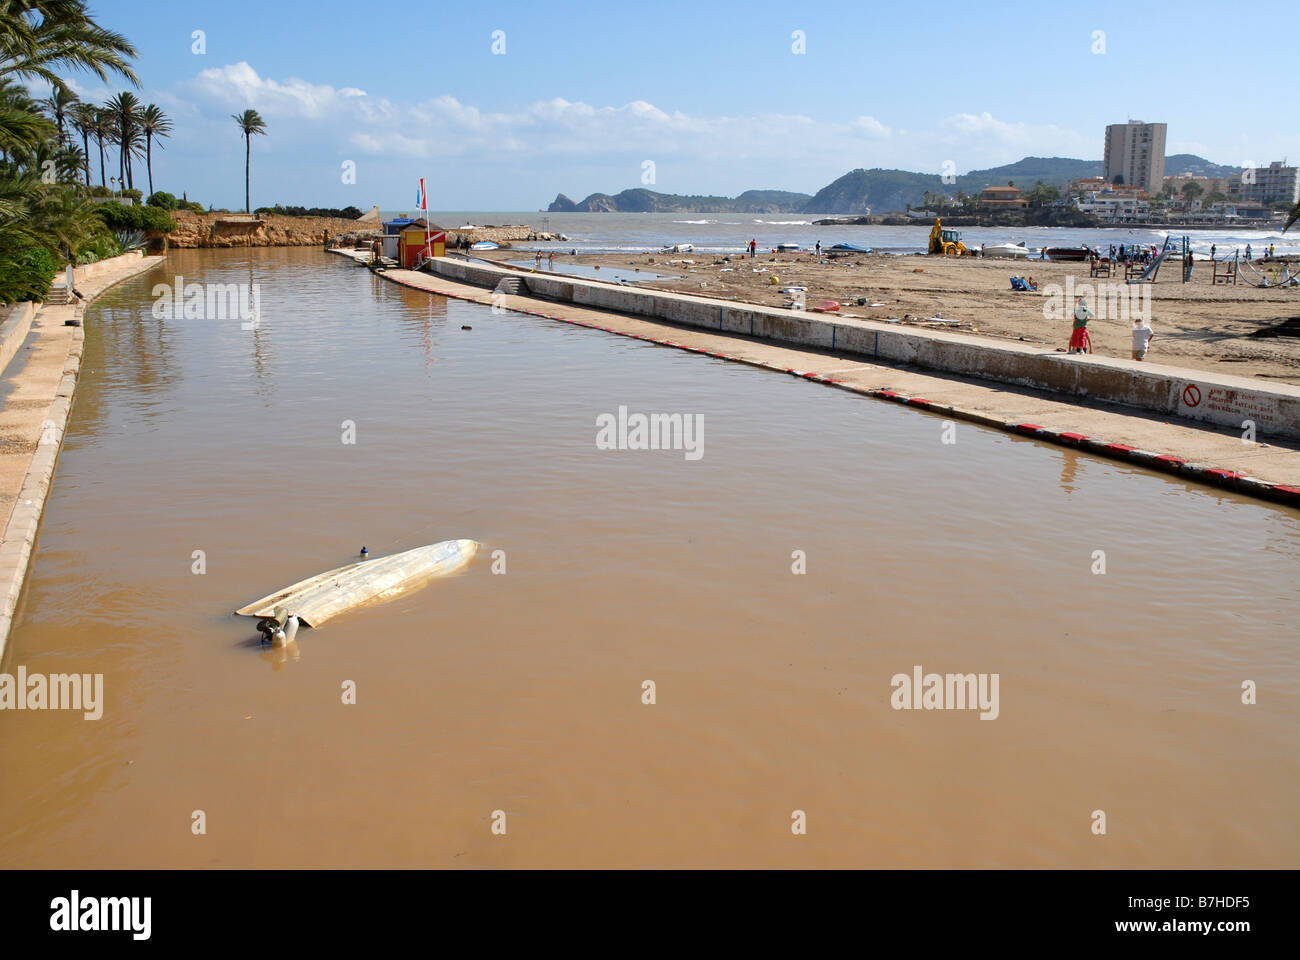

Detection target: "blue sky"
[47, 0, 1300, 210]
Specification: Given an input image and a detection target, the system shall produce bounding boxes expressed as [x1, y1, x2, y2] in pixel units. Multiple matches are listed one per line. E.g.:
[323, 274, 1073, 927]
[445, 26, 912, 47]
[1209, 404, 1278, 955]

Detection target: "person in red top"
[749, 238, 757, 258]
[1068, 297, 1093, 353]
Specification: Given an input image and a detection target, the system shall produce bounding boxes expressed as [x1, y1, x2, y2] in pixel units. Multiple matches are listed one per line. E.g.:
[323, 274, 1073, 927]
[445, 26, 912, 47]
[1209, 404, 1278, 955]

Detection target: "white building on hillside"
[1238, 161, 1299, 205]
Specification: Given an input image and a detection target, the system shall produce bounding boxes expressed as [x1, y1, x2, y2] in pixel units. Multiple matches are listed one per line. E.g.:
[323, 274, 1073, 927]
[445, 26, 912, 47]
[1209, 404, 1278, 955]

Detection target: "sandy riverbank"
[479, 249, 1300, 385]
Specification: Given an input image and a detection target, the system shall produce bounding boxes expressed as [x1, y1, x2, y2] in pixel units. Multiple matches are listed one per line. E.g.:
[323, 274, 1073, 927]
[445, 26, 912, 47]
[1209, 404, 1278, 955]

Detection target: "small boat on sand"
[661, 242, 694, 253]
[776, 243, 802, 253]
[982, 242, 1031, 259]
[236, 540, 478, 642]
[826, 243, 872, 256]
[1043, 246, 1091, 261]
[470, 241, 499, 251]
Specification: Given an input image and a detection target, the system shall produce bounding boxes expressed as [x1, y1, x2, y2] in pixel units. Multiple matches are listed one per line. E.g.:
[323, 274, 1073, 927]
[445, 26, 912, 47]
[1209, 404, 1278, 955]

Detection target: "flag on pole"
[417, 178, 426, 211]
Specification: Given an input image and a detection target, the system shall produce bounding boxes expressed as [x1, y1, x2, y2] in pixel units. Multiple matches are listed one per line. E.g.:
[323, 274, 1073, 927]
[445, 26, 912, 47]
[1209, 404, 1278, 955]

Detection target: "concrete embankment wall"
[0, 302, 35, 378]
[429, 257, 1300, 442]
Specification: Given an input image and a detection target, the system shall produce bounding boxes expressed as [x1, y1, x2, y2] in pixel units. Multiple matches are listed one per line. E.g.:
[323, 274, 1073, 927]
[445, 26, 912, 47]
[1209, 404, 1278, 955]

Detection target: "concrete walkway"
[0, 252, 163, 658]
[363, 260, 1299, 505]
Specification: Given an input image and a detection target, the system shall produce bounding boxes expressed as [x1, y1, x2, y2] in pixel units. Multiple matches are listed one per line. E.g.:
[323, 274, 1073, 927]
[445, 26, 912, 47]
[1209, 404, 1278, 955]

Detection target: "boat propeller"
[257, 606, 299, 646]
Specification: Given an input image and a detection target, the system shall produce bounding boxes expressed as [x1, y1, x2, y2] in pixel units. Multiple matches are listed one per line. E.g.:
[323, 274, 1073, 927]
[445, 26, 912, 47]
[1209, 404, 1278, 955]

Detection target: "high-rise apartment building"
[1103, 121, 1167, 194]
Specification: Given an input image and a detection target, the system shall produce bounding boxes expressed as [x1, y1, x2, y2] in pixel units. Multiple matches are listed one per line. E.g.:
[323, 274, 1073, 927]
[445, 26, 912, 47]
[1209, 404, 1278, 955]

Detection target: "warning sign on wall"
[1177, 383, 1280, 426]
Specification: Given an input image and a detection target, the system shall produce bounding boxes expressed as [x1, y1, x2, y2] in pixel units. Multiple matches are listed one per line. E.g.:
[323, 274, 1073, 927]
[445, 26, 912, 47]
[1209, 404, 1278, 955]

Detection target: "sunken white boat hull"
[235, 539, 479, 628]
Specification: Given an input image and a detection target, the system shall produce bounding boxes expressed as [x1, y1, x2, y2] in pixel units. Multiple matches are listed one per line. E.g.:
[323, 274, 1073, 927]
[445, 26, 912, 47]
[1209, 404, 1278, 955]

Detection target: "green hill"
[548, 188, 811, 214]
[801, 168, 940, 214]
[953, 156, 1103, 192]
[548, 155, 1238, 215]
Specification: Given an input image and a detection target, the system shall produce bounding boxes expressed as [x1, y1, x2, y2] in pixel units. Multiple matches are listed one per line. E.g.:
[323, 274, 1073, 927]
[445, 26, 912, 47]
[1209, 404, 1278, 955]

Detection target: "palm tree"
[39, 83, 76, 141]
[232, 108, 266, 213]
[0, 1, 139, 90]
[68, 100, 95, 185]
[0, 75, 49, 159]
[89, 106, 112, 186]
[0, 0, 140, 302]
[105, 90, 139, 190]
[137, 102, 169, 196]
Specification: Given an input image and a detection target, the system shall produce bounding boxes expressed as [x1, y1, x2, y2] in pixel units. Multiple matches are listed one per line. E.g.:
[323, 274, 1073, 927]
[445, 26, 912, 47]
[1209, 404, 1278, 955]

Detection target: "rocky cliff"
[164, 211, 366, 248]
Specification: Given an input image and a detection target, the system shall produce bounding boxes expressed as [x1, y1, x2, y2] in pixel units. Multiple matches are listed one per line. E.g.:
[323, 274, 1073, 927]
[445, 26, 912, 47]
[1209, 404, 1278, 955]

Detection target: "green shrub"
[121, 188, 143, 201]
[77, 231, 122, 265]
[89, 185, 111, 197]
[94, 202, 176, 233]
[179, 200, 205, 213]
[0, 246, 59, 304]
[147, 191, 178, 210]
[254, 203, 363, 219]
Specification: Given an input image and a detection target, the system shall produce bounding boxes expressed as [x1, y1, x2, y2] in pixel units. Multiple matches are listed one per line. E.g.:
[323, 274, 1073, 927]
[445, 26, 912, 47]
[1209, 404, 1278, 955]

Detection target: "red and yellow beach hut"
[397, 218, 446, 268]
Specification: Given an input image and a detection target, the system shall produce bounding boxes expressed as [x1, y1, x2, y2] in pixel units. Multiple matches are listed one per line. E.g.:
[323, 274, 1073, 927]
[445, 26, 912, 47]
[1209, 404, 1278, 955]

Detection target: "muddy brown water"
[0, 248, 1296, 868]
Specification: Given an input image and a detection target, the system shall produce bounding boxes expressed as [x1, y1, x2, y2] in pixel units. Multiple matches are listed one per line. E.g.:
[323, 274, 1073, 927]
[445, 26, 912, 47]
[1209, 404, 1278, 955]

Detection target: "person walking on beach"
[749, 238, 757, 258]
[1131, 318, 1153, 361]
[1068, 296, 1093, 354]
[1269, 243, 1275, 259]
[547, 251, 555, 268]
[1210, 243, 1216, 261]
[1245, 243, 1252, 261]
[815, 241, 821, 256]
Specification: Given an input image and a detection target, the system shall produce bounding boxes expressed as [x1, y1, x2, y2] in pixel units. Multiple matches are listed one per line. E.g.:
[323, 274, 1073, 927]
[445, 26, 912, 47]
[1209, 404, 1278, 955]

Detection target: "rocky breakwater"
[445, 225, 553, 247]
[164, 211, 369, 248]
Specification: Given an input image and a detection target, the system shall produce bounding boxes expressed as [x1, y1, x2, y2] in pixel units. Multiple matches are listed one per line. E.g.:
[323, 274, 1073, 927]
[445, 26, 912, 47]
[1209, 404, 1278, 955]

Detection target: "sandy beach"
[481, 249, 1300, 385]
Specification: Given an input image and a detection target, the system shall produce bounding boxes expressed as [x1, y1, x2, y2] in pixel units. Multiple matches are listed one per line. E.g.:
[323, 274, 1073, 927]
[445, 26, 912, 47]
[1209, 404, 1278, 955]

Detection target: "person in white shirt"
[1131, 319, 1154, 361]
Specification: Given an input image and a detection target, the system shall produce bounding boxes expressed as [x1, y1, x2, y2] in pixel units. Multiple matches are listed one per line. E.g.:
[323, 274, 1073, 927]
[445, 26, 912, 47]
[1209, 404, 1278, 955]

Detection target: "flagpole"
[422, 177, 431, 266]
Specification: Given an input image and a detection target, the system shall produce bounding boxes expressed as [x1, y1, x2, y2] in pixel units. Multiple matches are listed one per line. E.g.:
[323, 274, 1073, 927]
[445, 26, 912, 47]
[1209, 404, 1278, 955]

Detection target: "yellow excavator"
[928, 216, 968, 256]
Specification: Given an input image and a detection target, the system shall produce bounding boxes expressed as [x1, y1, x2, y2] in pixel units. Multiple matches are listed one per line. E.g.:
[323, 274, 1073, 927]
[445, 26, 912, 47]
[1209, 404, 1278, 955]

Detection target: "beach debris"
[462, 325, 472, 330]
[913, 268, 925, 273]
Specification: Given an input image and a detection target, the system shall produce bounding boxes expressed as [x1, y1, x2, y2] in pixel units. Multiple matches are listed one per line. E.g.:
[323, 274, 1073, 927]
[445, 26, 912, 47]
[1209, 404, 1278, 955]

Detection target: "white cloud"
[853, 116, 891, 138]
[172, 63, 1110, 182]
[189, 61, 365, 118]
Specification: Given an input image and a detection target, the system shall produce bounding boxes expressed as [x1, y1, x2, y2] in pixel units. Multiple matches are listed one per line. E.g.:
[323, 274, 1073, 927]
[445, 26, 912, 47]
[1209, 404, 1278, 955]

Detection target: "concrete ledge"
[0, 302, 35, 379]
[429, 257, 1300, 443]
